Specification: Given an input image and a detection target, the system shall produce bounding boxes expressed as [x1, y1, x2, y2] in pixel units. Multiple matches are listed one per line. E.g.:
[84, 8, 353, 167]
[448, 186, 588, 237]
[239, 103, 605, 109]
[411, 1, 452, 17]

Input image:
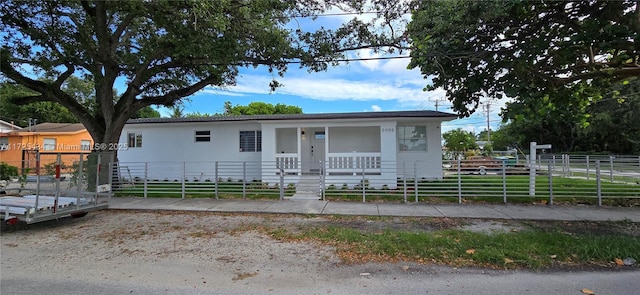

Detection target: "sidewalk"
[108, 197, 640, 222]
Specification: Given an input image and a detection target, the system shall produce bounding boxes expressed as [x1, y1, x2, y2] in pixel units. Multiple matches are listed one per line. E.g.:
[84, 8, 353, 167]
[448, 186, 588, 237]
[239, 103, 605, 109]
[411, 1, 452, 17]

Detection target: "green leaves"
[408, 0, 640, 117]
[443, 128, 478, 154]
[1, 0, 404, 145]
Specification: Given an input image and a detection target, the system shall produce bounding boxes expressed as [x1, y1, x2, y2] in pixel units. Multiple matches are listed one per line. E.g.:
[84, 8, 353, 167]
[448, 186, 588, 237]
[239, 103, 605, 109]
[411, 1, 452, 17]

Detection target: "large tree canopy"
[496, 78, 640, 154]
[1, 78, 160, 125]
[0, 0, 406, 149]
[223, 101, 303, 115]
[408, 0, 640, 116]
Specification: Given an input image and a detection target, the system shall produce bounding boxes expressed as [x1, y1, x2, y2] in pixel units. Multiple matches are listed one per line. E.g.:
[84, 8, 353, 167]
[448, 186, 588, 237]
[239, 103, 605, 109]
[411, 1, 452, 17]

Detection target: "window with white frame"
[127, 133, 142, 148]
[195, 130, 211, 142]
[239, 130, 261, 152]
[0, 137, 8, 151]
[43, 138, 56, 150]
[397, 126, 427, 152]
[81, 140, 91, 151]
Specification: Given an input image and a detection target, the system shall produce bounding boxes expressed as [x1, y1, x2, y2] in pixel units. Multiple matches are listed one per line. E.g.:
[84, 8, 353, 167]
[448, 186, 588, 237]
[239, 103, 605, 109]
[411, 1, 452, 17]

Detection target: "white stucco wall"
[118, 121, 262, 181]
[117, 116, 448, 186]
[395, 120, 444, 180]
[328, 126, 380, 153]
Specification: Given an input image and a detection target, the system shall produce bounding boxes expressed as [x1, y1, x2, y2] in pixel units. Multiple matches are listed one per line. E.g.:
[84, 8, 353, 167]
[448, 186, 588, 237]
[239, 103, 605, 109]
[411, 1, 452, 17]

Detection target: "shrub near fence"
[112, 158, 640, 205]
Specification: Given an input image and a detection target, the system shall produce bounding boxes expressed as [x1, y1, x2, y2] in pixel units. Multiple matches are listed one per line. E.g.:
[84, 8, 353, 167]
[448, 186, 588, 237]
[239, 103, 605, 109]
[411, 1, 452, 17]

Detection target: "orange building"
[0, 122, 93, 173]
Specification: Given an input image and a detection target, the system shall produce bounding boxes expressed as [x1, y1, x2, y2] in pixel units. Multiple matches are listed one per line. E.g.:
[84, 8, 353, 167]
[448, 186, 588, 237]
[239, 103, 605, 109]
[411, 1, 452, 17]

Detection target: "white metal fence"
[110, 156, 640, 205]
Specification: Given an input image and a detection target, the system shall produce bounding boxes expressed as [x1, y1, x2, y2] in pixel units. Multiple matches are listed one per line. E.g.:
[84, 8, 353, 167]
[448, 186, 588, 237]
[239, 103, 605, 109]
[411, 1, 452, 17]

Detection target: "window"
[0, 137, 8, 151]
[81, 140, 92, 151]
[43, 138, 56, 151]
[398, 126, 427, 152]
[195, 130, 211, 142]
[128, 133, 142, 148]
[239, 130, 261, 152]
[314, 131, 325, 140]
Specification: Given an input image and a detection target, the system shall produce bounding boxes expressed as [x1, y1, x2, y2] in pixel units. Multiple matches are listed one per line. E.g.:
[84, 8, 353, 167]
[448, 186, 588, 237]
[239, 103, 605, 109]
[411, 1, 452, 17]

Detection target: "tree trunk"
[85, 108, 130, 192]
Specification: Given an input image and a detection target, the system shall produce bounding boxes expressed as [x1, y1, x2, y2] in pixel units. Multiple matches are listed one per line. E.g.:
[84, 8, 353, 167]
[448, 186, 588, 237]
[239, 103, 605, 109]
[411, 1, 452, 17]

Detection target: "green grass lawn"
[323, 175, 639, 204]
[114, 180, 295, 199]
[248, 216, 640, 270]
[114, 175, 639, 205]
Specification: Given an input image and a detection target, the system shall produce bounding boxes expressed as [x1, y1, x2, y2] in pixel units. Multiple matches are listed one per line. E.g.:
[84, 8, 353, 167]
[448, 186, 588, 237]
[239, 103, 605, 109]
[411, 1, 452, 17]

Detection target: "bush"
[0, 162, 19, 180]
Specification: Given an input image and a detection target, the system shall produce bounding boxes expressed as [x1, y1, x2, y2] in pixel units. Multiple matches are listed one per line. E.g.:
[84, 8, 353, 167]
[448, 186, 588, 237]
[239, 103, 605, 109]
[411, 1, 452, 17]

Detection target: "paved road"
[3, 197, 639, 295]
[2, 263, 638, 295]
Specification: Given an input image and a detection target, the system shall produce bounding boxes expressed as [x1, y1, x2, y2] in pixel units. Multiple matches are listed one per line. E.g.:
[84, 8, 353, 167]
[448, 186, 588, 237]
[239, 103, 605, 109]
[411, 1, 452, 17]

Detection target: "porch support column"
[324, 126, 329, 169]
[297, 127, 302, 174]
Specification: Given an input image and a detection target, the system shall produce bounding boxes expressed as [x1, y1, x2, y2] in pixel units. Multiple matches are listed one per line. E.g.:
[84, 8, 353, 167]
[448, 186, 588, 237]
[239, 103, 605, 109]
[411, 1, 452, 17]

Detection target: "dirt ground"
[1, 210, 639, 294]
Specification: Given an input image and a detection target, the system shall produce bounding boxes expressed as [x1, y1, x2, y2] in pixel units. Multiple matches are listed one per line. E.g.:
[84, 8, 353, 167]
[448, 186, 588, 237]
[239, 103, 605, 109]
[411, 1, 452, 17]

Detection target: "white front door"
[301, 128, 325, 173]
[310, 130, 325, 172]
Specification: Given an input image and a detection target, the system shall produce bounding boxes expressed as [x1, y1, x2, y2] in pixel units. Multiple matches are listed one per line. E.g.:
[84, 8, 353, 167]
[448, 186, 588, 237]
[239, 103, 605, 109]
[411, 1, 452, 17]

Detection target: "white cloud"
[194, 67, 454, 112]
[371, 105, 382, 111]
[355, 49, 381, 71]
[198, 88, 246, 97]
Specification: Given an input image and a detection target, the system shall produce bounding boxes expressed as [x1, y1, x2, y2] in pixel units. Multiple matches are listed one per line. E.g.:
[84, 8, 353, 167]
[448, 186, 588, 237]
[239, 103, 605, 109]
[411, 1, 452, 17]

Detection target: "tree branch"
[134, 76, 223, 108]
[54, 63, 75, 88]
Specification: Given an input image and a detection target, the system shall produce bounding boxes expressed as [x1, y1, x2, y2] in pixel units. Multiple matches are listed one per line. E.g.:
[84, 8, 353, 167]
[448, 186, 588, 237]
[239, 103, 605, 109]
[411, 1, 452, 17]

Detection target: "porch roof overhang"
[126, 110, 457, 125]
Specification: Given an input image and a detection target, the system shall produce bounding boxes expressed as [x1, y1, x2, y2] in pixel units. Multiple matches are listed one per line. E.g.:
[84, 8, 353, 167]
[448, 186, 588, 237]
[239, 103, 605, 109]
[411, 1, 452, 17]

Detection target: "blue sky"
[4, 5, 505, 136]
[157, 10, 507, 136]
[164, 54, 506, 136]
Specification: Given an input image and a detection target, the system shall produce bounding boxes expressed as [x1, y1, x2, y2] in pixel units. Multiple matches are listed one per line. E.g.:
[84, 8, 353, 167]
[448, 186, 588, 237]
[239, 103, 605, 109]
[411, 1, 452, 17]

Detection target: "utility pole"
[479, 100, 492, 145]
[432, 98, 447, 112]
[485, 102, 491, 145]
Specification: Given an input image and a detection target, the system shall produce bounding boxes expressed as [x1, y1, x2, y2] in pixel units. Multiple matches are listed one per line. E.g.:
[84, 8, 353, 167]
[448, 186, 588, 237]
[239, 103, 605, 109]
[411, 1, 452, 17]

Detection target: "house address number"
[381, 127, 395, 132]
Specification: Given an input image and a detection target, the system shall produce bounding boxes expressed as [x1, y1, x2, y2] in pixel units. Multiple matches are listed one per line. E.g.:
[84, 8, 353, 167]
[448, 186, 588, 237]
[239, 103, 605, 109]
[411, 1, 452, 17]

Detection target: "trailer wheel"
[478, 166, 487, 175]
[70, 212, 88, 218]
[2, 217, 21, 232]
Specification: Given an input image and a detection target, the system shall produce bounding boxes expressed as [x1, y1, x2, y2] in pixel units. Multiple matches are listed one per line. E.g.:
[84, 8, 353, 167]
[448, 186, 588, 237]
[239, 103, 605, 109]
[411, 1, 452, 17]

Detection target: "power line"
[302, 11, 382, 17]
[240, 55, 412, 66]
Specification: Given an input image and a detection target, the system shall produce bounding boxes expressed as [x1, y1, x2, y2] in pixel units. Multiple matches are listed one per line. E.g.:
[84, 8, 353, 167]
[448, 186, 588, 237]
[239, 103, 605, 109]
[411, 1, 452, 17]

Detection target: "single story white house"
[117, 110, 456, 189]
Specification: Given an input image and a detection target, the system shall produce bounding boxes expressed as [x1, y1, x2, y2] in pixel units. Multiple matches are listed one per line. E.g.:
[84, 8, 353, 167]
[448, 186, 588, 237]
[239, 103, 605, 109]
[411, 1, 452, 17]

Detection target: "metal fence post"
[77, 153, 84, 207]
[214, 161, 218, 199]
[548, 160, 553, 205]
[144, 162, 148, 198]
[242, 162, 246, 199]
[54, 153, 61, 213]
[402, 162, 407, 203]
[414, 163, 418, 203]
[95, 153, 101, 202]
[457, 159, 462, 204]
[362, 165, 366, 203]
[609, 156, 614, 183]
[181, 162, 185, 199]
[279, 168, 284, 200]
[321, 160, 326, 201]
[586, 155, 590, 181]
[502, 160, 507, 204]
[596, 160, 602, 206]
[108, 154, 113, 200]
[34, 150, 40, 216]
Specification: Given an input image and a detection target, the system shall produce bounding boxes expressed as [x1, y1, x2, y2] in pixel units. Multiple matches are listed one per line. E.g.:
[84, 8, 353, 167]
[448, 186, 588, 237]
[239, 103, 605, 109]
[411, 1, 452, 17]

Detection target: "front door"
[310, 130, 325, 172]
[302, 128, 325, 173]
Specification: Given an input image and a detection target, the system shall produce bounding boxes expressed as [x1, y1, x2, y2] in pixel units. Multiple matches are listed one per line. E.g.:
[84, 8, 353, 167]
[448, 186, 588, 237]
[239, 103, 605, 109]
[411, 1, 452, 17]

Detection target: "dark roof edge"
[127, 110, 457, 125]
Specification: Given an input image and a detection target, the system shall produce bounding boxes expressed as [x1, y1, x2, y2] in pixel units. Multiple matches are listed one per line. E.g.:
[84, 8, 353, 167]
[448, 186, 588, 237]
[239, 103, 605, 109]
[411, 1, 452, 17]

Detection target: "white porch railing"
[275, 153, 299, 173]
[275, 152, 382, 175]
[327, 152, 381, 175]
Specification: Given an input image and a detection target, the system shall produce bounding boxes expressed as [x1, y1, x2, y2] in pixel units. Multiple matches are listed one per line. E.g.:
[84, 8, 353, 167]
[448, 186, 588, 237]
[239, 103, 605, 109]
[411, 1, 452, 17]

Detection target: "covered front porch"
[272, 126, 387, 176]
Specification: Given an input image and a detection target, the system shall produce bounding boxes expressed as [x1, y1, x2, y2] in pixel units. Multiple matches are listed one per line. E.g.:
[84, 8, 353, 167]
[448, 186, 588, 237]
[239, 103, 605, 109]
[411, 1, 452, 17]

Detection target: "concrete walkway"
[108, 197, 640, 222]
